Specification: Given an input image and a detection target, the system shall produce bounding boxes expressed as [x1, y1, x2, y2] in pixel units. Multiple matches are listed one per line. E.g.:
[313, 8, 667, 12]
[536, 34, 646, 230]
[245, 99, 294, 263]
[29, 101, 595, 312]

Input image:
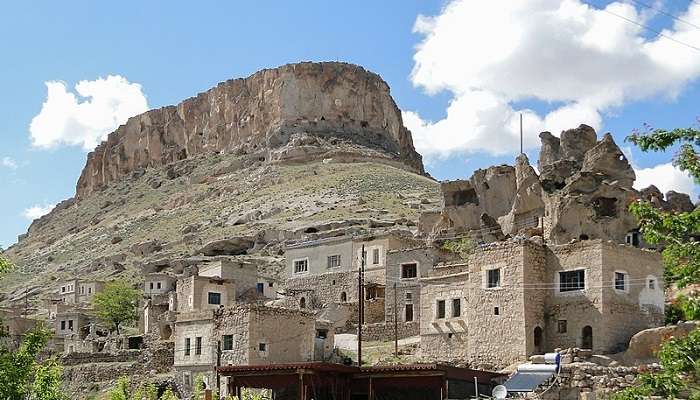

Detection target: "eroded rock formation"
[76, 62, 425, 199]
[421, 124, 695, 245]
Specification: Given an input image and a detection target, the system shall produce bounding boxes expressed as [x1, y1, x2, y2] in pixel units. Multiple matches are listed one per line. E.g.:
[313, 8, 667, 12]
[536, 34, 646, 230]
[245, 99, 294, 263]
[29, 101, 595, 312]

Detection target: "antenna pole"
[520, 113, 523, 155]
[358, 244, 365, 367]
[393, 282, 398, 358]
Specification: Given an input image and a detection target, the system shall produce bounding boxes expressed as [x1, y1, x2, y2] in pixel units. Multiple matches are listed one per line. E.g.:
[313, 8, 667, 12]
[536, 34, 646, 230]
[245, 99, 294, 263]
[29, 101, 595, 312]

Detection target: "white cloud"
[29, 75, 148, 150]
[22, 203, 56, 220]
[405, 0, 700, 161]
[1, 157, 18, 170]
[634, 163, 698, 199]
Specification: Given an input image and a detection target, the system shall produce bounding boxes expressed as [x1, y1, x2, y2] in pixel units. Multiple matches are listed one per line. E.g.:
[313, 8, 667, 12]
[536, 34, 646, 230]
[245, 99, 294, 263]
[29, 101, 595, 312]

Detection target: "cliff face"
[76, 62, 424, 199]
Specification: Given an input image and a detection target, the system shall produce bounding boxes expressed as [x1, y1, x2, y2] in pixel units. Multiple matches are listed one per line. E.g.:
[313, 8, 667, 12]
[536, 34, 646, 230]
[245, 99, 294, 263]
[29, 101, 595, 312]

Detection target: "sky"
[1, 0, 700, 248]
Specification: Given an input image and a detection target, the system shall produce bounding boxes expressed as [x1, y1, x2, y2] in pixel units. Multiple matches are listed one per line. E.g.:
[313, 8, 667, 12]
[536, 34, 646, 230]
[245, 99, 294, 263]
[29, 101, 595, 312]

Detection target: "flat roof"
[217, 362, 503, 382]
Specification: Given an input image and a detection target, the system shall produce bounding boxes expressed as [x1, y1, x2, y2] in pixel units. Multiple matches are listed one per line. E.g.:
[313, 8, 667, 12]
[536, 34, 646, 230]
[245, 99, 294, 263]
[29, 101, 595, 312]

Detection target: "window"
[401, 263, 417, 279]
[68, 320, 74, 330]
[195, 337, 202, 355]
[405, 292, 413, 301]
[614, 272, 627, 291]
[626, 231, 640, 247]
[299, 297, 306, 309]
[294, 259, 308, 274]
[452, 299, 461, 317]
[557, 320, 568, 334]
[185, 338, 191, 356]
[405, 304, 414, 322]
[327, 255, 341, 268]
[157, 282, 162, 290]
[149, 282, 154, 290]
[559, 270, 585, 292]
[494, 307, 500, 315]
[340, 292, 347, 302]
[372, 248, 380, 265]
[61, 287, 66, 293]
[268, 282, 274, 288]
[256, 283, 264, 293]
[258, 342, 267, 352]
[487, 269, 501, 288]
[316, 329, 328, 339]
[60, 321, 66, 330]
[648, 278, 656, 290]
[223, 335, 233, 351]
[208, 292, 222, 305]
[437, 300, 446, 319]
[88, 287, 92, 294]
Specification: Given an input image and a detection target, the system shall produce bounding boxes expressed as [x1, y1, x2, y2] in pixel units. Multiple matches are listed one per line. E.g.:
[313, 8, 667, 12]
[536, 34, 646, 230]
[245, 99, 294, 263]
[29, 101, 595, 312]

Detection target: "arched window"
[582, 326, 593, 349]
[299, 297, 306, 309]
[340, 292, 347, 302]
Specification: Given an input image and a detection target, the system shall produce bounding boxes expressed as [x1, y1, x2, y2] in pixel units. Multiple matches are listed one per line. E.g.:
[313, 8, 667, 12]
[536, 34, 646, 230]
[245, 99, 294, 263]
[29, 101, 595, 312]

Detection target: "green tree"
[31, 358, 66, 400]
[612, 125, 700, 399]
[0, 246, 13, 275]
[92, 280, 140, 335]
[626, 125, 700, 289]
[0, 325, 52, 399]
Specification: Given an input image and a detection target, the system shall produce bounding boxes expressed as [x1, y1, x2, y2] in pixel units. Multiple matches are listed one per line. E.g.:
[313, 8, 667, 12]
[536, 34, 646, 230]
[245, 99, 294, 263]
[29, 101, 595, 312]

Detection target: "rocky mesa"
[76, 62, 424, 199]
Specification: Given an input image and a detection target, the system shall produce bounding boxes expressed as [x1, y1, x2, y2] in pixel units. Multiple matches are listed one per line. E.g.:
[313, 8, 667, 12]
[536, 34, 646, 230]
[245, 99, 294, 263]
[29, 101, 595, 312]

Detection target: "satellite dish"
[492, 385, 508, 399]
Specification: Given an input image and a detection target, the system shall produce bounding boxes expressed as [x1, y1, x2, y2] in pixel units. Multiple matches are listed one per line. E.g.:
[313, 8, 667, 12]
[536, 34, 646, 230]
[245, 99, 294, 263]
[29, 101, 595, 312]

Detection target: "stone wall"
[533, 361, 663, 400]
[360, 321, 419, 342]
[286, 270, 357, 309]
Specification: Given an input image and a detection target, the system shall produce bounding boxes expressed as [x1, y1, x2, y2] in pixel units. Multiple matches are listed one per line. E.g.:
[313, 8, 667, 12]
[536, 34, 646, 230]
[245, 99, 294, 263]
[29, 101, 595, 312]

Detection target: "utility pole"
[216, 340, 221, 393]
[520, 113, 524, 155]
[393, 282, 398, 358]
[357, 244, 365, 367]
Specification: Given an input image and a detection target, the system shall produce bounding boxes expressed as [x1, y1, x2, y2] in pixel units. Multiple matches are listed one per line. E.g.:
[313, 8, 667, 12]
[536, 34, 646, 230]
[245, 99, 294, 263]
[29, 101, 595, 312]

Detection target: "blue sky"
[1, 0, 699, 248]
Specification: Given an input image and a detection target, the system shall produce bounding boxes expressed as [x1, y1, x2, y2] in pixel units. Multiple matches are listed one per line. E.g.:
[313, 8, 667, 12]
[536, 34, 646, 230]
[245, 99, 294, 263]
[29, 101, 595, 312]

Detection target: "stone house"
[198, 259, 277, 300]
[384, 246, 459, 339]
[175, 275, 237, 313]
[144, 273, 176, 297]
[418, 239, 664, 369]
[0, 308, 38, 349]
[283, 232, 418, 323]
[54, 309, 93, 339]
[57, 279, 104, 305]
[173, 305, 329, 394]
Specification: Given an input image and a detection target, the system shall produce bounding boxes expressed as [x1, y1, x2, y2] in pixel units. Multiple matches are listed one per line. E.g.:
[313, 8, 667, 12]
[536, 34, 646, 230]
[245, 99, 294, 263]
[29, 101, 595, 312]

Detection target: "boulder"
[623, 321, 699, 364]
[581, 133, 635, 187]
[130, 240, 162, 257]
[196, 237, 256, 256]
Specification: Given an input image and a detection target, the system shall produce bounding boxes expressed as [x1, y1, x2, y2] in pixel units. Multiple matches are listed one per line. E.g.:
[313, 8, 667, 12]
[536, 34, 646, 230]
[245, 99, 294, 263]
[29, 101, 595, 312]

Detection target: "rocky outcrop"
[422, 123, 694, 245]
[499, 154, 545, 235]
[581, 133, 635, 187]
[666, 190, 695, 212]
[76, 62, 425, 199]
[432, 165, 517, 234]
[560, 124, 597, 163]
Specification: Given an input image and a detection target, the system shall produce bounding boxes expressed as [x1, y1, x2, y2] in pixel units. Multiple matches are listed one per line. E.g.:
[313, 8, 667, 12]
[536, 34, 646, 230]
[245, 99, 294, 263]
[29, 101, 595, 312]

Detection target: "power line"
[629, 0, 700, 30]
[583, 0, 700, 52]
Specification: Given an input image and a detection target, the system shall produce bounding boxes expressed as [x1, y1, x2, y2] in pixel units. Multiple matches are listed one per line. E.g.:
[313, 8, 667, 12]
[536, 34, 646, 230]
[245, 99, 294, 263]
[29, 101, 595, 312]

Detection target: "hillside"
[2, 155, 439, 311]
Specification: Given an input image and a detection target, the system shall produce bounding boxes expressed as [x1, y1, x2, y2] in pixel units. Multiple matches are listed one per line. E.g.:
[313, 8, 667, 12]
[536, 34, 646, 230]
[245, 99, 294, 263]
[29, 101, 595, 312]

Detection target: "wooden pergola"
[217, 362, 503, 400]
